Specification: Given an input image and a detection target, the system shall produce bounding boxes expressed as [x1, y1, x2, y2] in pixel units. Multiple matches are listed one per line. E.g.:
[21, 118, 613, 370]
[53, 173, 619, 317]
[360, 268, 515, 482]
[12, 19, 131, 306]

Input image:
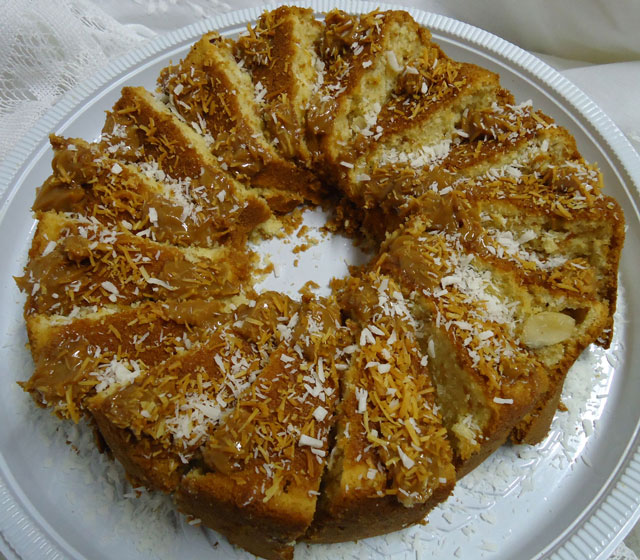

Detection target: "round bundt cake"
[16, 7, 625, 560]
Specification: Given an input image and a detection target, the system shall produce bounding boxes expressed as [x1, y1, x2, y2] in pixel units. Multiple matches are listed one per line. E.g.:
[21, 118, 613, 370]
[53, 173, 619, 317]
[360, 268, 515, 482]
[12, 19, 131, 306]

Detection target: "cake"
[16, 7, 625, 560]
[307, 271, 456, 542]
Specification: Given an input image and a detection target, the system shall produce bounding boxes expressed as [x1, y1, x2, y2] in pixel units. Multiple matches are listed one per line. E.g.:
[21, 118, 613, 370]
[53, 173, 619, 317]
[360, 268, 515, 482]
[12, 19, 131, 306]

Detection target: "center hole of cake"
[253, 206, 370, 298]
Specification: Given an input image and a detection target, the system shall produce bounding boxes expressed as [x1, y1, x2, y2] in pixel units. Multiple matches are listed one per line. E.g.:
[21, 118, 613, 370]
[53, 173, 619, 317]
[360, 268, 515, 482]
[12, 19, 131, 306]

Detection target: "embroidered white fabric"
[0, 0, 638, 558]
[612, 542, 640, 560]
[0, 0, 151, 162]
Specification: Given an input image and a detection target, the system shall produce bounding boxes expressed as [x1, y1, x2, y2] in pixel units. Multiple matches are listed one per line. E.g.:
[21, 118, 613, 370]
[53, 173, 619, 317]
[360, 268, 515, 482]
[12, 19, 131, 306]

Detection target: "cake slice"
[34, 135, 265, 248]
[88, 292, 300, 491]
[20, 300, 227, 422]
[101, 86, 271, 236]
[336, 41, 501, 207]
[376, 156, 624, 331]
[457, 171, 624, 442]
[376, 218, 608, 473]
[439, 98, 577, 178]
[307, 9, 428, 182]
[454, 202, 617, 445]
[307, 271, 455, 542]
[177, 297, 347, 560]
[17, 211, 254, 316]
[158, 33, 321, 210]
[234, 6, 323, 167]
[463, 160, 624, 343]
[357, 101, 580, 242]
[380, 159, 623, 446]
[368, 96, 578, 214]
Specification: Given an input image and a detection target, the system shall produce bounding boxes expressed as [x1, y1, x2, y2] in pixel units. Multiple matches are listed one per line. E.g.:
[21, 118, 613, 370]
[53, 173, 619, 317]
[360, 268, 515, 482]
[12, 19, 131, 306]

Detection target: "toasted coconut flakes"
[385, 50, 402, 72]
[427, 338, 436, 358]
[148, 207, 158, 226]
[92, 358, 141, 393]
[101, 281, 119, 295]
[377, 363, 391, 374]
[41, 241, 57, 257]
[360, 327, 375, 346]
[387, 329, 397, 345]
[146, 277, 176, 291]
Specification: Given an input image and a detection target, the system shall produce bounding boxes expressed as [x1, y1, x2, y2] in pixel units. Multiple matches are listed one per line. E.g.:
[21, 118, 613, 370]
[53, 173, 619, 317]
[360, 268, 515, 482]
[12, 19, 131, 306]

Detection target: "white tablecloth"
[1, 0, 638, 558]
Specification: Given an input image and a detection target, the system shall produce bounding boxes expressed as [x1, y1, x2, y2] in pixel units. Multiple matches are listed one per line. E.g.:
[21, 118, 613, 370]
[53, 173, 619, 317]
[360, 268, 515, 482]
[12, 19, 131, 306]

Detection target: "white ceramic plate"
[1, 2, 640, 559]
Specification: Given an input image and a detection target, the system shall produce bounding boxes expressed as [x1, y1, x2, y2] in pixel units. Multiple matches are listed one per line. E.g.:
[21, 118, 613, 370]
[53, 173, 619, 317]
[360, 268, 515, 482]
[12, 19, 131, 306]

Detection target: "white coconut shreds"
[377, 138, 452, 170]
[92, 358, 143, 393]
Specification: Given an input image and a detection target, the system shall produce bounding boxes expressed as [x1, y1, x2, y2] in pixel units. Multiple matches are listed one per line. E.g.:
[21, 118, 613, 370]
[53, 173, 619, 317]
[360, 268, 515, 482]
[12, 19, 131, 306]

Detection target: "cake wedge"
[234, 6, 323, 167]
[177, 297, 348, 560]
[17, 211, 254, 316]
[88, 292, 300, 491]
[376, 216, 608, 473]
[158, 34, 322, 210]
[307, 271, 455, 542]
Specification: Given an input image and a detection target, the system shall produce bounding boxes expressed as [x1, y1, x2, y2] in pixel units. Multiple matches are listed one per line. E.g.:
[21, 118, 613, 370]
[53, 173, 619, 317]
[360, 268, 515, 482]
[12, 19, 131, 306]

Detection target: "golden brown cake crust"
[92, 411, 185, 492]
[306, 486, 453, 543]
[177, 471, 305, 560]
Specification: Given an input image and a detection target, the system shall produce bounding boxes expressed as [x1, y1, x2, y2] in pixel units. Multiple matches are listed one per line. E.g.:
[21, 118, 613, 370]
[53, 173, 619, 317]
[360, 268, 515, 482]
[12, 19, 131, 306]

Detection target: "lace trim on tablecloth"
[0, 0, 149, 165]
[612, 542, 640, 560]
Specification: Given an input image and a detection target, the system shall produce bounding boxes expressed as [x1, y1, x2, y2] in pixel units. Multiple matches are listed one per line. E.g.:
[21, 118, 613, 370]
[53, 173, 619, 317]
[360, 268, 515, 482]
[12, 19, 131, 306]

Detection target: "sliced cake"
[337, 41, 501, 207]
[88, 292, 299, 491]
[306, 10, 428, 180]
[376, 217, 608, 473]
[308, 271, 455, 542]
[20, 300, 226, 421]
[14, 7, 627, 559]
[158, 33, 322, 210]
[101, 86, 271, 239]
[177, 297, 347, 560]
[369, 96, 579, 216]
[17, 211, 254, 316]
[234, 6, 323, 167]
[34, 135, 265, 248]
